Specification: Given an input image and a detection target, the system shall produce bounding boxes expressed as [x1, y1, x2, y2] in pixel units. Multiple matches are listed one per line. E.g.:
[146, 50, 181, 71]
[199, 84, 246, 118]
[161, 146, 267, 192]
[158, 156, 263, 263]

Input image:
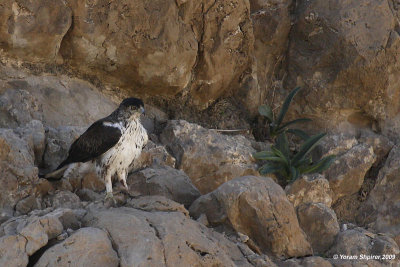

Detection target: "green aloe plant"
[259, 87, 311, 140]
[253, 132, 336, 182]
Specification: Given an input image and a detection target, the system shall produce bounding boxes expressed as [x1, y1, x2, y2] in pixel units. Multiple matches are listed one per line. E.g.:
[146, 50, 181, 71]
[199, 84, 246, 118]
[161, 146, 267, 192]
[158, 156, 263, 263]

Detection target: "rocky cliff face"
[1, 0, 399, 137]
[1, 0, 400, 266]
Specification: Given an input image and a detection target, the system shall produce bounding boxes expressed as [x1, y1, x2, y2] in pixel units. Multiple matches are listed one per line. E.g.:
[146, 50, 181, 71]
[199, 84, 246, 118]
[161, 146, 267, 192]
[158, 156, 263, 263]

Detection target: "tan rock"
[287, 0, 400, 139]
[325, 144, 375, 202]
[189, 176, 312, 258]
[19, 215, 64, 255]
[131, 140, 176, 169]
[358, 130, 394, 166]
[127, 165, 200, 208]
[297, 203, 340, 254]
[360, 146, 400, 242]
[285, 173, 333, 208]
[160, 120, 258, 193]
[44, 191, 82, 210]
[245, 0, 292, 115]
[126, 195, 189, 217]
[0, 235, 28, 267]
[0, 65, 117, 129]
[83, 206, 253, 267]
[280, 256, 333, 267]
[62, 0, 198, 96]
[0, 129, 38, 210]
[327, 227, 400, 263]
[188, 0, 254, 107]
[0, 0, 72, 62]
[35, 227, 119, 267]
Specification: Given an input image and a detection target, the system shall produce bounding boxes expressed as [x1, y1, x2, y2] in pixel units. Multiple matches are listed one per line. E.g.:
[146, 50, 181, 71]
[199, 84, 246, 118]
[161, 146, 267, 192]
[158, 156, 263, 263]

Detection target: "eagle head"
[118, 97, 145, 120]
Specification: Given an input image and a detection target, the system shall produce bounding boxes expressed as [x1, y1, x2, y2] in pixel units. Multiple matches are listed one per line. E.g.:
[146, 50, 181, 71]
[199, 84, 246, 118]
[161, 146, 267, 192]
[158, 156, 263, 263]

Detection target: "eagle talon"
[104, 192, 117, 206]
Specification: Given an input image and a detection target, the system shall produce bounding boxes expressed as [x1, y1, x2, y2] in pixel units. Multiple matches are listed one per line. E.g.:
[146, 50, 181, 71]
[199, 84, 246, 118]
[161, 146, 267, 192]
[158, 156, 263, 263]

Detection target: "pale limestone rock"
[35, 227, 119, 267]
[127, 165, 200, 208]
[297, 203, 340, 254]
[285, 173, 333, 208]
[161, 120, 258, 194]
[189, 176, 312, 258]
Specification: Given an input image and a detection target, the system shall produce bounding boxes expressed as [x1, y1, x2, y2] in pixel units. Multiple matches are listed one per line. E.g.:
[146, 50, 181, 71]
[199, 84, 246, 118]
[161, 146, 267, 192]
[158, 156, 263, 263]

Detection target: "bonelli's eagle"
[42, 98, 148, 199]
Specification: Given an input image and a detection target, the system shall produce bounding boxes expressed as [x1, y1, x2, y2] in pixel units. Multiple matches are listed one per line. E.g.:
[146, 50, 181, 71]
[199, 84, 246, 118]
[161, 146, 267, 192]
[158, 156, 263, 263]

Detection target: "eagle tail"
[39, 160, 71, 180]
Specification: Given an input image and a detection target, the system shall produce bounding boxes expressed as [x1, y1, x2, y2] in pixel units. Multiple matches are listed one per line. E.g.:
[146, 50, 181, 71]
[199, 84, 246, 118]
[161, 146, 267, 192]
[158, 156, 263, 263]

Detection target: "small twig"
[211, 129, 249, 133]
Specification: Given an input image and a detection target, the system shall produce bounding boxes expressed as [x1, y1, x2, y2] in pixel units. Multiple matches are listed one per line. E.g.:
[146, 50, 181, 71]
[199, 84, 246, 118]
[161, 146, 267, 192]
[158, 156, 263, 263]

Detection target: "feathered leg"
[117, 169, 128, 189]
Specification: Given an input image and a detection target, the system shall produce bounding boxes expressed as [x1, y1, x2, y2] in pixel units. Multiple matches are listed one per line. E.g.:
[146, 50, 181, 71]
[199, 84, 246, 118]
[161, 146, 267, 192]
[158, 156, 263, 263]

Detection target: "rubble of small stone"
[1, 70, 400, 267]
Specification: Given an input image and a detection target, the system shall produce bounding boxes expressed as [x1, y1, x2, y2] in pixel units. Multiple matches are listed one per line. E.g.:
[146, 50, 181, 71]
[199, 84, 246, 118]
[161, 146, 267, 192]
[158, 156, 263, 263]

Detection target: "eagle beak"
[140, 106, 145, 115]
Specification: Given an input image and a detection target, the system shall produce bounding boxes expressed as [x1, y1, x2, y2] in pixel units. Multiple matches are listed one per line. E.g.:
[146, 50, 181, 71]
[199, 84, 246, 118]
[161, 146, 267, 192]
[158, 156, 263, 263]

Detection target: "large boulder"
[0, 129, 38, 210]
[324, 143, 375, 202]
[246, 0, 292, 115]
[285, 173, 333, 208]
[297, 203, 340, 254]
[35, 227, 119, 267]
[287, 0, 400, 139]
[83, 206, 254, 267]
[0, 0, 72, 62]
[327, 227, 399, 265]
[127, 165, 201, 208]
[0, 65, 117, 129]
[360, 145, 400, 244]
[189, 176, 312, 258]
[160, 120, 258, 193]
[0, 235, 29, 267]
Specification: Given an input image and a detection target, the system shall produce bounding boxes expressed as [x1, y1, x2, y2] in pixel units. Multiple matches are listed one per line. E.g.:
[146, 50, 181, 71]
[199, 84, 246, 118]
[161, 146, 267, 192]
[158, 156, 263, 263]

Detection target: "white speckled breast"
[96, 118, 148, 177]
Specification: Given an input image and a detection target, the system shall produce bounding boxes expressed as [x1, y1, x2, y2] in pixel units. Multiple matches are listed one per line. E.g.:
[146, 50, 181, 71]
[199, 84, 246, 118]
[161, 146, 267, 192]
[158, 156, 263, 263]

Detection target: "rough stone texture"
[0, 65, 117, 129]
[287, 0, 400, 139]
[1, 213, 64, 256]
[285, 173, 333, 208]
[0, 0, 72, 62]
[35, 227, 119, 267]
[280, 256, 333, 267]
[0, 128, 38, 210]
[328, 259, 386, 267]
[15, 195, 43, 215]
[327, 227, 400, 263]
[0, 235, 28, 267]
[324, 143, 375, 202]
[132, 140, 176, 169]
[43, 125, 86, 171]
[160, 120, 258, 193]
[83, 206, 253, 267]
[358, 130, 394, 166]
[360, 146, 400, 243]
[128, 165, 200, 208]
[189, 176, 312, 258]
[297, 203, 340, 254]
[126, 195, 189, 216]
[246, 0, 292, 115]
[14, 119, 46, 166]
[44, 191, 82, 210]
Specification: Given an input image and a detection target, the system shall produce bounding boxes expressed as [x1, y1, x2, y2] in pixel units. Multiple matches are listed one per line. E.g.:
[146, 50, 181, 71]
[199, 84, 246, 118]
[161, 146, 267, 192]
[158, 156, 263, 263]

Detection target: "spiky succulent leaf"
[271, 146, 289, 165]
[292, 133, 326, 165]
[258, 104, 274, 122]
[301, 155, 336, 174]
[253, 151, 276, 160]
[286, 129, 310, 140]
[259, 163, 284, 175]
[277, 118, 312, 132]
[276, 133, 290, 159]
[275, 87, 301, 127]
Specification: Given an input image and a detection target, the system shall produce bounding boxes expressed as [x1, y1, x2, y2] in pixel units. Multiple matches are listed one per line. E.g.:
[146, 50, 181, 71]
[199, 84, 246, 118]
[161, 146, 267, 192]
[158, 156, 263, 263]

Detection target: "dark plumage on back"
[56, 119, 122, 170]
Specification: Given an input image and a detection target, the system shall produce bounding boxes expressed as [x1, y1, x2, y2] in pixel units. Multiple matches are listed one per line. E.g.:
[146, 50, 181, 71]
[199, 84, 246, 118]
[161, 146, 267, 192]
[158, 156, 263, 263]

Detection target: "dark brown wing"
[57, 120, 122, 169]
